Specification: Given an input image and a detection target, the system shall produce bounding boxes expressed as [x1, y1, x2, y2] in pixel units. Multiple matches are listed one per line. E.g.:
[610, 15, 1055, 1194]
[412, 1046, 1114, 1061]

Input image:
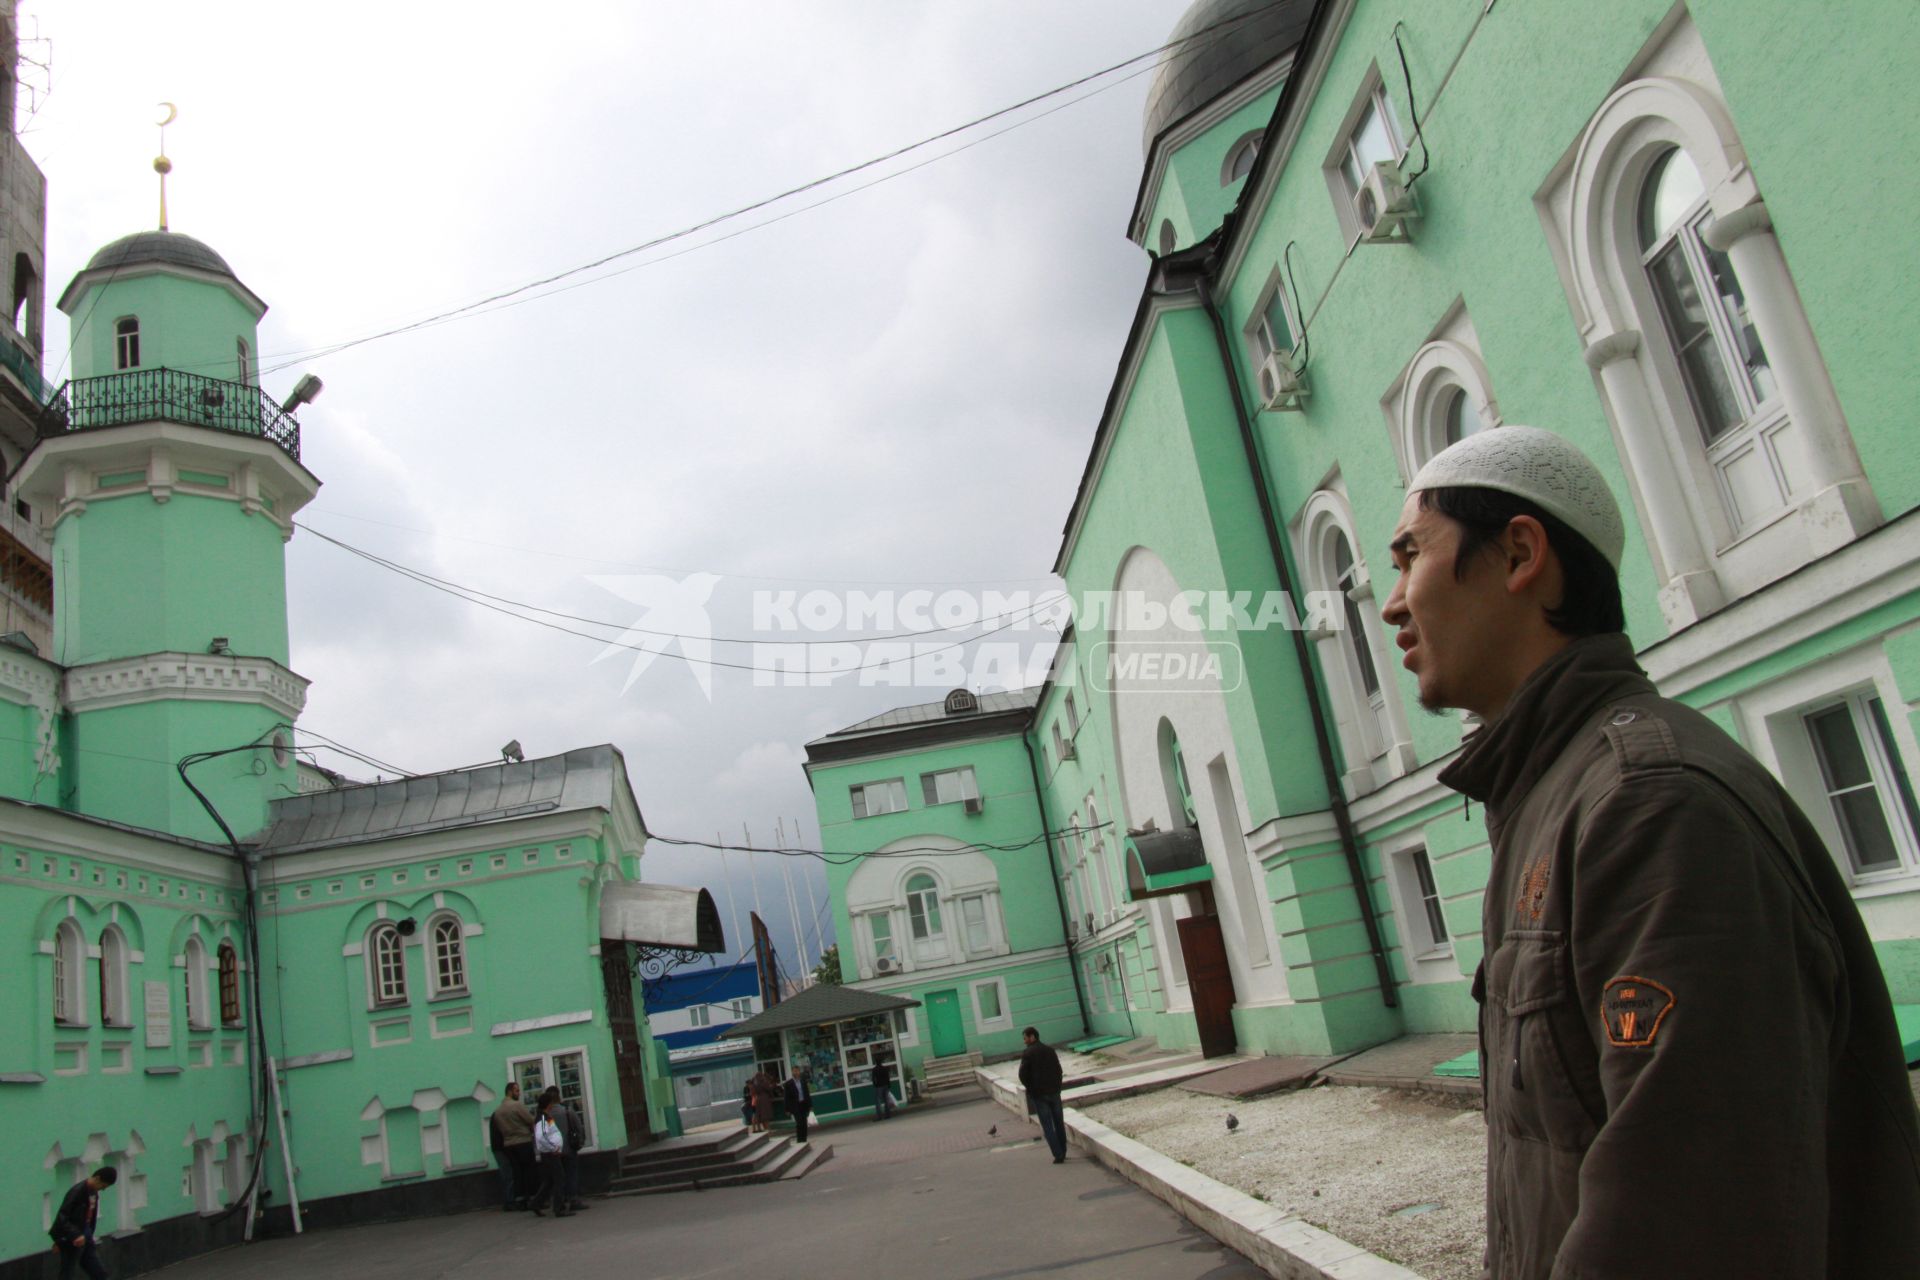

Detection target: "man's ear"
[1501, 515, 1554, 597]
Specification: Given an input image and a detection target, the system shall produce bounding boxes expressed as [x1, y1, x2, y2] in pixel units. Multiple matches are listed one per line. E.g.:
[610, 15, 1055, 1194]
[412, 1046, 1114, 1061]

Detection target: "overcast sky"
[23, 0, 1195, 977]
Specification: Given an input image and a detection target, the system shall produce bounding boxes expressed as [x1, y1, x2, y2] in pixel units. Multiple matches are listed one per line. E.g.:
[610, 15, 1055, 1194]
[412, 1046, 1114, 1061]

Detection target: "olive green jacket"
[1442, 635, 1920, 1279]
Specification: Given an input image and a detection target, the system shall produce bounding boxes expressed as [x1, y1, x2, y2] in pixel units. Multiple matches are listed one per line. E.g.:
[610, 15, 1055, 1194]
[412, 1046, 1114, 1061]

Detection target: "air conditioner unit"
[1257, 344, 1308, 413]
[1353, 158, 1416, 244]
[1084, 912, 1096, 935]
[1058, 741, 1076, 761]
[875, 956, 898, 974]
[962, 795, 984, 816]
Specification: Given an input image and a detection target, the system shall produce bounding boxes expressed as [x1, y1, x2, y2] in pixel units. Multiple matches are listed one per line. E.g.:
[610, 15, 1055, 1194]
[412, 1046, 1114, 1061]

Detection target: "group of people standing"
[741, 1064, 822, 1143]
[489, 1080, 591, 1218]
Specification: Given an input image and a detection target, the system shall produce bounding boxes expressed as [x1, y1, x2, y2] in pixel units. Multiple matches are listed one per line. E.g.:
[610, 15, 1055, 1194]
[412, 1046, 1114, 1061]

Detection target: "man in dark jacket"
[491, 1081, 535, 1209]
[1017, 1027, 1067, 1163]
[871, 1055, 895, 1121]
[49, 1166, 116, 1280]
[539, 1086, 591, 1212]
[782, 1066, 814, 1145]
[1382, 426, 1920, 1277]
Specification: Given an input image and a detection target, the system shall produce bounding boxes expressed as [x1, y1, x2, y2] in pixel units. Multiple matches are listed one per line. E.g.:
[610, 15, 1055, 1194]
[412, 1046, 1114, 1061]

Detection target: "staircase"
[920, 1050, 985, 1098]
[604, 1127, 832, 1196]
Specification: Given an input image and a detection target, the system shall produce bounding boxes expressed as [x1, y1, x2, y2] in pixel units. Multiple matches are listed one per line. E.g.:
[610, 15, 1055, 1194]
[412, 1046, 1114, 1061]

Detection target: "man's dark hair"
[92, 1167, 118, 1186]
[1022, 1026, 1039, 1040]
[1418, 487, 1624, 637]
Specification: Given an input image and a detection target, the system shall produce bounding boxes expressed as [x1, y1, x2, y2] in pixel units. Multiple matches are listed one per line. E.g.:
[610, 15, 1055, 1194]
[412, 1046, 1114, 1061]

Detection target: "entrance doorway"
[1176, 907, 1238, 1058]
[924, 988, 967, 1056]
[599, 943, 654, 1148]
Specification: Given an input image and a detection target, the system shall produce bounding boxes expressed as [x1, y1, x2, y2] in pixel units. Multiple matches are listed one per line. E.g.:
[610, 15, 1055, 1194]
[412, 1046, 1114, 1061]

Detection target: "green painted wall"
[69, 271, 261, 384]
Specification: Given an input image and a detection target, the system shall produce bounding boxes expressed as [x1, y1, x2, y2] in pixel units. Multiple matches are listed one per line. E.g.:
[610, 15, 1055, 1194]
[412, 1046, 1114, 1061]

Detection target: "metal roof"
[601, 882, 725, 952]
[257, 744, 630, 853]
[728, 983, 920, 1039]
[1142, 0, 1314, 156]
[85, 230, 237, 278]
[811, 687, 1041, 743]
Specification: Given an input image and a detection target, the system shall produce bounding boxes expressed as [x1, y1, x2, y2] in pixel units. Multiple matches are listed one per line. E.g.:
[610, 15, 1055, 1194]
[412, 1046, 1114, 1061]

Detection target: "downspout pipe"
[1024, 733, 1092, 1035]
[1195, 276, 1398, 1011]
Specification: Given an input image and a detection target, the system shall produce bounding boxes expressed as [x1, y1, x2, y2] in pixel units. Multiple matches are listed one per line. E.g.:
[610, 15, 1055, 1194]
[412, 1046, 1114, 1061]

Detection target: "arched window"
[904, 874, 943, 941]
[99, 926, 131, 1027]
[428, 915, 467, 997]
[1384, 315, 1501, 482]
[217, 942, 241, 1025]
[1157, 720, 1197, 830]
[1221, 130, 1262, 186]
[11, 251, 35, 334]
[53, 920, 84, 1025]
[236, 337, 252, 385]
[1158, 220, 1177, 257]
[1548, 23, 1873, 628]
[183, 936, 211, 1030]
[369, 923, 408, 1006]
[114, 317, 141, 369]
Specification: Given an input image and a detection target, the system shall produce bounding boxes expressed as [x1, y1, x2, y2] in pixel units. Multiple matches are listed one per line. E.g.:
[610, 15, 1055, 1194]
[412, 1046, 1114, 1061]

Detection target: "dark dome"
[1142, 0, 1315, 156]
[85, 230, 235, 279]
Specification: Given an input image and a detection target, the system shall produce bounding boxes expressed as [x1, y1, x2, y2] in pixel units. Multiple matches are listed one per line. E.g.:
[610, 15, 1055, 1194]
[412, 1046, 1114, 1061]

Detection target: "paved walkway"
[151, 1097, 1265, 1280]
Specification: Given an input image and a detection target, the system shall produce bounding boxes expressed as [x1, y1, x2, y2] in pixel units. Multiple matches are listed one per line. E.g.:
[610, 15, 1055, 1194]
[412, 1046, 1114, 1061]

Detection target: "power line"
[645, 821, 1113, 867]
[250, 1, 1290, 376]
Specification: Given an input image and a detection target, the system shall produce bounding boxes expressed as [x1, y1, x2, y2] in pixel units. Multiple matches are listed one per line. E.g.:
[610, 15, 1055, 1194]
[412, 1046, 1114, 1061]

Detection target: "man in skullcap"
[1381, 426, 1919, 1278]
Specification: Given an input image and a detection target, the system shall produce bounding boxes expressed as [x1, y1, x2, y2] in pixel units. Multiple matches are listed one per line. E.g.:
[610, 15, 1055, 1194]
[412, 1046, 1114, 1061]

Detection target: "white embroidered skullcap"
[1408, 425, 1625, 570]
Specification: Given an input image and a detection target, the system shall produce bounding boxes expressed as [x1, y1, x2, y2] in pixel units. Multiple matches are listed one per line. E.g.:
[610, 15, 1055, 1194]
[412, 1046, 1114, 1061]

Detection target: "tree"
[811, 943, 843, 987]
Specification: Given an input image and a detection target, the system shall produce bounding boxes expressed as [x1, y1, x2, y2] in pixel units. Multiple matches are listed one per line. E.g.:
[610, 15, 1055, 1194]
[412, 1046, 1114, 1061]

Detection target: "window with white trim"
[850, 778, 907, 819]
[971, 977, 1010, 1029]
[428, 915, 467, 997]
[868, 912, 897, 969]
[1243, 267, 1301, 408]
[905, 873, 943, 941]
[1802, 692, 1920, 880]
[1324, 75, 1403, 241]
[114, 316, 141, 369]
[509, 1048, 596, 1150]
[236, 338, 252, 385]
[1382, 306, 1504, 481]
[1158, 220, 1177, 257]
[689, 1004, 711, 1027]
[53, 919, 84, 1025]
[368, 923, 408, 1007]
[960, 896, 992, 956]
[1051, 721, 1070, 763]
[1391, 845, 1451, 958]
[217, 941, 241, 1026]
[183, 935, 212, 1030]
[99, 926, 131, 1028]
[919, 767, 979, 806]
[1221, 130, 1262, 186]
[1064, 691, 1079, 734]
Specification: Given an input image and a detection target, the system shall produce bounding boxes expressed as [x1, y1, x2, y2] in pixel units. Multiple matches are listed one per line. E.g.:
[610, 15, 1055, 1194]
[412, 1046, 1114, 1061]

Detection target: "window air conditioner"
[1354, 159, 1416, 244]
[875, 956, 898, 974]
[962, 795, 984, 815]
[1257, 345, 1308, 413]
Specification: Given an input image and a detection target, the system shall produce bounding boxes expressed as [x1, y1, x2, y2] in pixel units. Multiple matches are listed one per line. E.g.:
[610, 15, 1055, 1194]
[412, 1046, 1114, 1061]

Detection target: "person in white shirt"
[529, 1098, 571, 1217]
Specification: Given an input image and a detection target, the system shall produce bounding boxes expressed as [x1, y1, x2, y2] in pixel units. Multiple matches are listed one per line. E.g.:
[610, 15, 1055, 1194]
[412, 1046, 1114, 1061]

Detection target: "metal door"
[925, 988, 967, 1057]
[1176, 912, 1239, 1058]
[599, 942, 654, 1148]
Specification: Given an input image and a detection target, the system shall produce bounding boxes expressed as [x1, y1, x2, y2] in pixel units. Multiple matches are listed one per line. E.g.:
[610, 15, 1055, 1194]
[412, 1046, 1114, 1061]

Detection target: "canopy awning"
[1124, 828, 1212, 900]
[729, 983, 919, 1040]
[599, 882, 725, 953]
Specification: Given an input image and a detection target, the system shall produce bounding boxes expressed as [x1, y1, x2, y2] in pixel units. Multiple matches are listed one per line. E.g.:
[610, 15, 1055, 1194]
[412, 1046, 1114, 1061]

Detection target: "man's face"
[1023, 1031, 1037, 1046]
[506, 1084, 518, 1100]
[1381, 494, 1515, 717]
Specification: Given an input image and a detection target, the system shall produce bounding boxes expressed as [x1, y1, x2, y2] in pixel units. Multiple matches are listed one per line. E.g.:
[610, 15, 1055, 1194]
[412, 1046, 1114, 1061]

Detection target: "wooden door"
[1177, 913, 1239, 1058]
[599, 942, 654, 1148]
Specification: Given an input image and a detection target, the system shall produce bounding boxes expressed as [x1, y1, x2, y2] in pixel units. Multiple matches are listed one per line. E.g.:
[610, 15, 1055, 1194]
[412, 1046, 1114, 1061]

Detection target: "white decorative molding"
[64, 653, 309, 720]
[490, 1010, 593, 1038]
[0, 649, 62, 775]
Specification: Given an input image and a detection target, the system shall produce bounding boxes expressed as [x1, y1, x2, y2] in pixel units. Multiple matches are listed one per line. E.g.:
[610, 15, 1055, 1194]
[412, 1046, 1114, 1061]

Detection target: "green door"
[925, 988, 967, 1057]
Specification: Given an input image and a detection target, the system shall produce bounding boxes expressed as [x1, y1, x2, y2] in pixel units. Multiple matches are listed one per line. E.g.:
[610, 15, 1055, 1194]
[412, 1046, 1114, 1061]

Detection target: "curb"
[979, 1070, 1424, 1280]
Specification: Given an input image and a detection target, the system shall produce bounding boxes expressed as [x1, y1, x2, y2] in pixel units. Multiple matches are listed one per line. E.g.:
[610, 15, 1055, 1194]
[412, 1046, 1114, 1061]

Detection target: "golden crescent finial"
[158, 102, 177, 127]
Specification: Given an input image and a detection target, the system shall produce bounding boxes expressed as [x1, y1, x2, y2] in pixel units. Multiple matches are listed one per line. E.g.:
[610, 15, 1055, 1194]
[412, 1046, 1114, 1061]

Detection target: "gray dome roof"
[85, 230, 236, 279]
[1142, 0, 1315, 156]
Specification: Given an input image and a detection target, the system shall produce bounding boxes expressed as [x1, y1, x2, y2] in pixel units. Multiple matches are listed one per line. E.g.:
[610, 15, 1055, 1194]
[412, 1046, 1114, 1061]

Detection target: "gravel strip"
[1087, 1084, 1486, 1280]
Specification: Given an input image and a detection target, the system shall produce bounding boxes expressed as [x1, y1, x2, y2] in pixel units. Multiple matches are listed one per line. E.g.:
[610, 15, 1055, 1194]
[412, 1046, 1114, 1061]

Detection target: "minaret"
[11, 136, 322, 842]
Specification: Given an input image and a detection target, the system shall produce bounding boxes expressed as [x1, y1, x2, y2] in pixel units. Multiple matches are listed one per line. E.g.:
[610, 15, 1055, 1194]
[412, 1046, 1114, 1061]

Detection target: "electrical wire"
[645, 821, 1113, 867]
[247, 0, 1297, 376]
[1392, 23, 1432, 186]
[297, 523, 1066, 647]
[291, 725, 415, 778]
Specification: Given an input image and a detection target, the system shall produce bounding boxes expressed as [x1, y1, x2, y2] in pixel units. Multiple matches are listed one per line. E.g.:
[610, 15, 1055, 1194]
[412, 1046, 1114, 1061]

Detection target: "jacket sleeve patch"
[1601, 975, 1674, 1048]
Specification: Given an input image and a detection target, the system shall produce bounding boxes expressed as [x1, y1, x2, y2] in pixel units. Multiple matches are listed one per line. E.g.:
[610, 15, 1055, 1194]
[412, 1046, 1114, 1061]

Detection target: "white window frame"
[689, 1004, 711, 1028]
[114, 316, 140, 369]
[1242, 265, 1303, 408]
[426, 913, 468, 999]
[367, 923, 408, 1008]
[1737, 647, 1920, 893]
[1538, 13, 1875, 633]
[1064, 691, 1080, 735]
[864, 909, 899, 976]
[1296, 487, 1416, 793]
[236, 337, 252, 385]
[918, 767, 979, 807]
[1323, 72, 1405, 245]
[183, 935, 212, 1031]
[1381, 303, 1503, 482]
[53, 919, 85, 1026]
[98, 925, 132, 1028]
[505, 1046, 599, 1151]
[904, 872, 944, 943]
[1385, 840, 1454, 979]
[850, 777, 907, 819]
[970, 977, 1011, 1031]
[957, 895, 994, 958]
[1220, 129, 1263, 187]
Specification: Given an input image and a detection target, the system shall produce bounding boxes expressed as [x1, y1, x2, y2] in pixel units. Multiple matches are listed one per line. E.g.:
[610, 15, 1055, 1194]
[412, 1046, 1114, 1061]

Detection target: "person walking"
[781, 1065, 814, 1145]
[528, 1097, 571, 1218]
[492, 1080, 535, 1209]
[870, 1055, 895, 1121]
[748, 1066, 777, 1134]
[541, 1087, 591, 1213]
[740, 1080, 755, 1128]
[1381, 426, 1920, 1277]
[49, 1166, 116, 1280]
[1018, 1027, 1067, 1164]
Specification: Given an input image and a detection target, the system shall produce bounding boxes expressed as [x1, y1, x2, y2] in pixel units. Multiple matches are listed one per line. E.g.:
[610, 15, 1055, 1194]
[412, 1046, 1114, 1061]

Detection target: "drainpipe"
[1195, 277, 1398, 1011]
[1023, 734, 1091, 1035]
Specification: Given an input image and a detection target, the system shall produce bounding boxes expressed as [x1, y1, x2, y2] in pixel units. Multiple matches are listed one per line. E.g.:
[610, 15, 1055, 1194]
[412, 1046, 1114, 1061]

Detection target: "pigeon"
[988, 1124, 998, 1136]
[1226, 1114, 1240, 1132]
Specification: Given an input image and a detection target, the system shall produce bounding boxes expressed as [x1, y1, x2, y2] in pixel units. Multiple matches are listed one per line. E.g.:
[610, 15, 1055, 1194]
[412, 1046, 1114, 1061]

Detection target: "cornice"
[64, 652, 308, 721]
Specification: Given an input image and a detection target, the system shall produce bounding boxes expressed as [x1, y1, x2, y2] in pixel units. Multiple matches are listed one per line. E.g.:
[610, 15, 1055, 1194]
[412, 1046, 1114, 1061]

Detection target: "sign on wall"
[144, 981, 171, 1049]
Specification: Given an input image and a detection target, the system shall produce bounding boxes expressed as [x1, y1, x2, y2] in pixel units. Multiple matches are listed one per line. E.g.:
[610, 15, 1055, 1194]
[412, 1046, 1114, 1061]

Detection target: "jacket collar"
[1438, 633, 1653, 814]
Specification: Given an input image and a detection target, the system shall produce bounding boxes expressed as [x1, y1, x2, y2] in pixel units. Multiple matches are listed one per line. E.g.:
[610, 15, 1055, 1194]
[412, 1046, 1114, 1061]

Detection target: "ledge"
[380, 1171, 427, 1184]
[0, 1072, 46, 1084]
[490, 1010, 592, 1038]
[281, 1049, 353, 1070]
[144, 1065, 183, 1076]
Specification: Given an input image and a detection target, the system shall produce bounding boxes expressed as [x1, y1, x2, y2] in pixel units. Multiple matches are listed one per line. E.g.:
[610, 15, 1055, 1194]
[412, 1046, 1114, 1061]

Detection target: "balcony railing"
[37, 368, 301, 461]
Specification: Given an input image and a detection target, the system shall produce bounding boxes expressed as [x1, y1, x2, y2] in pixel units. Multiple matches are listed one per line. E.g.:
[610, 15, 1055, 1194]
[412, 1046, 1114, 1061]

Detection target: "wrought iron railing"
[37, 367, 301, 461]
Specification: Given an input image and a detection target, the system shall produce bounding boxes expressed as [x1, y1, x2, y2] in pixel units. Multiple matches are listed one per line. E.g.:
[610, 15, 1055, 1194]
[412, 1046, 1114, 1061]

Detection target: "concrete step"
[604, 1139, 833, 1196]
[606, 1135, 792, 1192]
[614, 1135, 778, 1182]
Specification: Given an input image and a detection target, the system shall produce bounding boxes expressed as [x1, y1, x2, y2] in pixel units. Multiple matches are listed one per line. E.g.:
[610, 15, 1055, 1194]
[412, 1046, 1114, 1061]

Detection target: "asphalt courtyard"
[148, 1094, 1266, 1280]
